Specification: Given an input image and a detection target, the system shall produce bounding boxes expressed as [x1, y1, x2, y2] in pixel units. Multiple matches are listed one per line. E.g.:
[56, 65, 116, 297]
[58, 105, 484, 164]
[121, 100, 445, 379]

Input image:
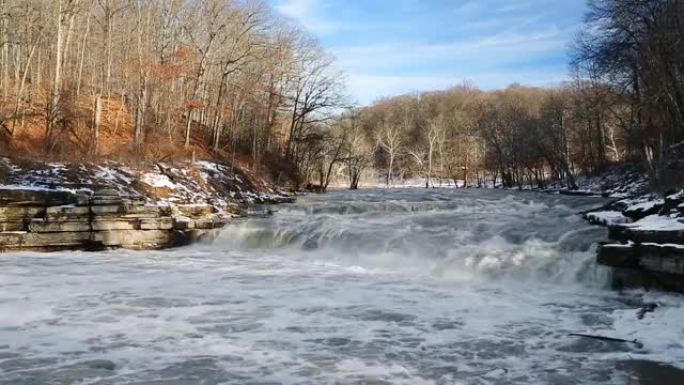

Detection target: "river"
[1, 189, 683, 384]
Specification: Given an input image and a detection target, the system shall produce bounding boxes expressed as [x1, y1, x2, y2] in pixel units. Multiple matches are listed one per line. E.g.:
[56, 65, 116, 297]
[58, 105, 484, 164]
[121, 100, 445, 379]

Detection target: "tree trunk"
[0, 0, 7, 102]
[76, 4, 92, 97]
[184, 109, 193, 147]
[135, 76, 147, 144]
[92, 94, 102, 154]
[387, 152, 394, 186]
[464, 147, 469, 187]
[47, 0, 67, 148]
[10, 38, 42, 136]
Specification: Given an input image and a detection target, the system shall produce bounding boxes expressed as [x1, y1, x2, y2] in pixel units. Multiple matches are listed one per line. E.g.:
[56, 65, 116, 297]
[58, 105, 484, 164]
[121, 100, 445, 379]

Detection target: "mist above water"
[1, 188, 683, 385]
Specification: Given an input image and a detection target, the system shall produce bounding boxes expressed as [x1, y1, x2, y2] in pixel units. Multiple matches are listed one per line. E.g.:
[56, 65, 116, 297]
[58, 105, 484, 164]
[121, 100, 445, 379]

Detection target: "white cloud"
[270, 0, 582, 106]
[331, 28, 567, 73]
[275, 0, 340, 35]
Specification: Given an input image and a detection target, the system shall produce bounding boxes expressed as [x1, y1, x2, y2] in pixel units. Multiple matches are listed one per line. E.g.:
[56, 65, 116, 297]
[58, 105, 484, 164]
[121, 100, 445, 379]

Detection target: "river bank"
[0, 157, 293, 251]
[502, 166, 684, 293]
[366, 163, 684, 293]
[490, 166, 684, 293]
[583, 190, 684, 292]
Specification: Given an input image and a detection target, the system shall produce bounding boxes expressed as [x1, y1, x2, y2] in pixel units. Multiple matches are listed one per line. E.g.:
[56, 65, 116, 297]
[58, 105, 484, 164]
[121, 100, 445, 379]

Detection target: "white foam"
[1, 189, 682, 384]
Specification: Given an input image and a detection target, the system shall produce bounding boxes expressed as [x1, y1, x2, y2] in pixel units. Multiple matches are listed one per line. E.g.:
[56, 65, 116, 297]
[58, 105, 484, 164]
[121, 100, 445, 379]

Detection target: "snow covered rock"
[623, 199, 664, 220]
[584, 211, 631, 226]
[609, 215, 684, 244]
[0, 158, 294, 252]
[0, 187, 79, 206]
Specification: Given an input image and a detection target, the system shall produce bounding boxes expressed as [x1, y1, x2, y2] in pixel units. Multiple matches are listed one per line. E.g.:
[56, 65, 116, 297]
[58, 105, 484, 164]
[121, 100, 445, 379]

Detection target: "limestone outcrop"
[587, 190, 684, 292]
[0, 157, 294, 252]
[0, 187, 229, 251]
[599, 242, 684, 292]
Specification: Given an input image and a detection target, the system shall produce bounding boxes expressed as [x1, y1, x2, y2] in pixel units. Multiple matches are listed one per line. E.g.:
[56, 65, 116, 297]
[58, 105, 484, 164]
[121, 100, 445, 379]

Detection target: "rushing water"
[1, 189, 684, 385]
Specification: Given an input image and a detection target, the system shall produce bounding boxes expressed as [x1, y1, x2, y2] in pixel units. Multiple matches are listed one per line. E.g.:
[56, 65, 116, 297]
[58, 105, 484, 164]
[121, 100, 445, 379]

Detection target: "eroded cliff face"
[0, 158, 293, 252]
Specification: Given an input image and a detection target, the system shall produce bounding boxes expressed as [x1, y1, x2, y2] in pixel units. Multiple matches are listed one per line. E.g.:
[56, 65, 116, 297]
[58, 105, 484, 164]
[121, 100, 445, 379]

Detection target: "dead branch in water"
[569, 333, 643, 348]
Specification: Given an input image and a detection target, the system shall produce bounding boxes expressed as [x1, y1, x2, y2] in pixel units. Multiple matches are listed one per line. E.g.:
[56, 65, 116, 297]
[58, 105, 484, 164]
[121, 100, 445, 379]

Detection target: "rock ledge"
[0, 187, 229, 252]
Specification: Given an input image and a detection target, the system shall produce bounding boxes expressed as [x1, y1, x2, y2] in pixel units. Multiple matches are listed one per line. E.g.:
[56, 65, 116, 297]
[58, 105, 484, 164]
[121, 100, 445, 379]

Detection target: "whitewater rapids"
[1, 188, 683, 384]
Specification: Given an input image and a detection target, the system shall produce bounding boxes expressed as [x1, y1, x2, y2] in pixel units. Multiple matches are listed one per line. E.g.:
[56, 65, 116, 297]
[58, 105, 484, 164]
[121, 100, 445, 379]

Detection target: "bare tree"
[376, 120, 403, 186]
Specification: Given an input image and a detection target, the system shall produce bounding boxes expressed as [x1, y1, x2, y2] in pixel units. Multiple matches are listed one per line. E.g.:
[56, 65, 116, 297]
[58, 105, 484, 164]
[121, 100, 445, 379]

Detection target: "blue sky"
[268, 0, 588, 105]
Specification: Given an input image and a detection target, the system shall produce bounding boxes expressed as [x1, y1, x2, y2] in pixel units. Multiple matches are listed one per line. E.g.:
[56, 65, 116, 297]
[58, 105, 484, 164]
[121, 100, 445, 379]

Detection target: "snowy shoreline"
[0, 157, 293, 252]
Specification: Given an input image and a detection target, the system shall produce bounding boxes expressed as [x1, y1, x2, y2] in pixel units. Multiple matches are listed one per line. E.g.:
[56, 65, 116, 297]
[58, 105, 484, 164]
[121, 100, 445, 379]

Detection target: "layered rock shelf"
[0, 157, 294, 252]
[599, 242, 684, 292]
[0, 187, 230, 252]
[586, 190, 684, 292]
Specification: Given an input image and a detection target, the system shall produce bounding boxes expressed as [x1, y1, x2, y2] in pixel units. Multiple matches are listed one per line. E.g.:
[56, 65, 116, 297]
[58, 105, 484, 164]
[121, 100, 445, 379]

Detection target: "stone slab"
[0, 199, 231, 252]
[122, 205, 163, 218]
[598, 243, 684, 275]
[177, 205, 215, 217]
[0, 188, 77, 206]
[123, 199, 146, 207]
[91, 219, 140, 231]
[46, 205, 91, 218]
[91, 230, 173, 248]
[29, 219, 91, 233]
[173, 218, 195, 230]
[90, 205, 124, 216]
[93, 188, 121, 197]
[0, 221, 26, 232]
[90, 197, 124, 206]
[194, 217, 218, 230]
[608, 225, 684, 244]
[0, 231, 91, 248]
[0, 206, 46, 219]
[140, 218, 174, 230]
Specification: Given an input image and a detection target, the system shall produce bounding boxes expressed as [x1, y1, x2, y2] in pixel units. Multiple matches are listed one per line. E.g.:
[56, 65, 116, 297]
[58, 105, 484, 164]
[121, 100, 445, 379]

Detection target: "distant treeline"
[324, 0, 684, 190]
[1, 0, 682, 192]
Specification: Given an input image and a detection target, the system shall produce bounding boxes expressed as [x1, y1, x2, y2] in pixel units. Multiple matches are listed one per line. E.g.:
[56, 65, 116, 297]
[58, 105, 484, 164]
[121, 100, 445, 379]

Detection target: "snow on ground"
[572, 164, 684, 251]
[625, 199, 664, 213]
[668, 190, 684, 200]
[140, 173, 177, 189]
[0, 183, 94, 195]
[0, 157, 293, 213]
[572, 165, 650, 198]
[623, 215, 684, 232]
[585, 211, 632, 226]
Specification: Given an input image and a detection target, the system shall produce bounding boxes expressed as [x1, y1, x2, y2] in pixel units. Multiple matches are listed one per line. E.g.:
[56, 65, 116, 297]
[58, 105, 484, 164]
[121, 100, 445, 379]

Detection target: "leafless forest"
[1, 0, 682, 191]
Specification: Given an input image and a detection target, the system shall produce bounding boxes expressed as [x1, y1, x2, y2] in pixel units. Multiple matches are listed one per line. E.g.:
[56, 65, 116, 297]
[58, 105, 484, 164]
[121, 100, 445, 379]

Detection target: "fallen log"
[569, 333, 643, 348]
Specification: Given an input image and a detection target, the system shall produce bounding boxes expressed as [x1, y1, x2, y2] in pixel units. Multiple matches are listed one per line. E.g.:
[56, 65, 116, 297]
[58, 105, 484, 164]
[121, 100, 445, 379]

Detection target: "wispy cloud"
[268, 0, 587, 105]
[331, 28, 567, 73]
